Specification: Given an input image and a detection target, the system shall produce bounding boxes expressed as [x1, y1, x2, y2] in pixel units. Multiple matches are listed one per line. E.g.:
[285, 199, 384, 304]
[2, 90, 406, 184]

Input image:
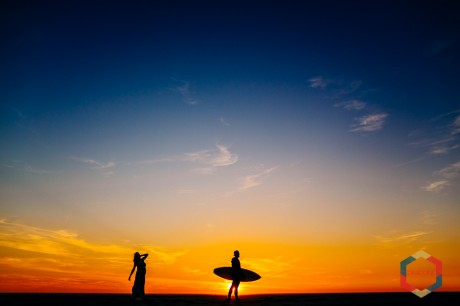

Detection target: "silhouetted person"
[228, 250, 242, 301]
[129, 252, 148, 301]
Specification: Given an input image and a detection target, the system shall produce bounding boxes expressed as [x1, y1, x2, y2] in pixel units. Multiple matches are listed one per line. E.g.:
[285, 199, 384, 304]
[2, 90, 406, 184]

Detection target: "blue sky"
[1, 0, 459, 247]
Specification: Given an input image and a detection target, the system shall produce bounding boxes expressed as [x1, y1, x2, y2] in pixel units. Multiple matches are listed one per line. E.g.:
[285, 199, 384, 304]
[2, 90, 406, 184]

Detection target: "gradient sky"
[1, 0, 459, 294]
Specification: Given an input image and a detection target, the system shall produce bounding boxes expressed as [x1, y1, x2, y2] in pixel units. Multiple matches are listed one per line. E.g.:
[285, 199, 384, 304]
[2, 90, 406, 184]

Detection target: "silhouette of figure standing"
[228, 250, 242, 301]
[129, 252, 148, 301]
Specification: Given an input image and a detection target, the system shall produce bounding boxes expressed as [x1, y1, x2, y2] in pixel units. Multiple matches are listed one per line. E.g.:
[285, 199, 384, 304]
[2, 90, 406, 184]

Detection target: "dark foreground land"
[1, 293, 459, 306]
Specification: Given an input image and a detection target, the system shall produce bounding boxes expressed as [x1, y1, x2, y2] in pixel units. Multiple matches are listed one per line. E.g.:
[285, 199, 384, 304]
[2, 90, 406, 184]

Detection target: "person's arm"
[141, 253, 149, 259]
[128, 263, 136, 281]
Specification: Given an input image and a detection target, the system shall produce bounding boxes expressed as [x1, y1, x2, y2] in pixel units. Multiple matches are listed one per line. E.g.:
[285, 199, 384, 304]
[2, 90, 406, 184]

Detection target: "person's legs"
[228, 280, 238, 300]
[234, 281, 240, 300]
[227, 283, 234, 300]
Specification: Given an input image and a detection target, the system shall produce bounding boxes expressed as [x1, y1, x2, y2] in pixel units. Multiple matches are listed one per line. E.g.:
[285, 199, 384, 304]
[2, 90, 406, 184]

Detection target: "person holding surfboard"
[228, 250, 242, 301]
[128, 252, 148, 301]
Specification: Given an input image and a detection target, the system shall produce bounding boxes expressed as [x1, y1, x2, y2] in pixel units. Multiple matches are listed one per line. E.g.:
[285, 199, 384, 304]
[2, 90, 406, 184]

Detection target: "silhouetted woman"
[129, 252, 148, 301]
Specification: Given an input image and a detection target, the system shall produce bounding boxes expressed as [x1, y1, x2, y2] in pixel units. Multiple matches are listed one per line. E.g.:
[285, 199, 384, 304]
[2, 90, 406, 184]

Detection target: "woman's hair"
[133, 252, 141, 263]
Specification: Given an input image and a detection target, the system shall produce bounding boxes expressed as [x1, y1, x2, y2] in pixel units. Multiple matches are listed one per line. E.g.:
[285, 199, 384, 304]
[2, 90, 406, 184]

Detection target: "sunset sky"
[1, 0, 459, 294]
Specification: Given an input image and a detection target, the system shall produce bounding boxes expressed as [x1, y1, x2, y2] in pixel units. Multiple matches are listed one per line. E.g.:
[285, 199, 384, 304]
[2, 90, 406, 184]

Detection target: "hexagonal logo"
[400, 250, 442, 298]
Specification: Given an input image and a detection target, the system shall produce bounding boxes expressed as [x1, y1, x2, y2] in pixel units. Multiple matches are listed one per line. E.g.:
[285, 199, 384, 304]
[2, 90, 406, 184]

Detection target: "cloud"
[173, 80, 198, 105]
[148, 247, 187, 265]
[423, 160, 460, 192]
[219, 117, 230, 126]
[438, 161, 460, 179]
[420, 210, 439, 225]
[2, 160, 60, 174]
[415, 112, 460, 160]
[351, 113, 388, 132]
[70, 156, 115, 177]
[422, 180, 449, 192]
[452, 115, 460, 135]
[0, 219, 124, 257]
[337, 80, 363, 96]
[429, 145, 460, 155]
[0, 219, 194, 293]
[308, 76, 332, 89]
[245, 257, 294, 278]
[184, 144, 238, 174]
[0, 219, 186, 268]
[71, 157, 115, 169]
[375, 231, 429, 246]
[240, 167, 277, 190]
[334, 100, 367, 111]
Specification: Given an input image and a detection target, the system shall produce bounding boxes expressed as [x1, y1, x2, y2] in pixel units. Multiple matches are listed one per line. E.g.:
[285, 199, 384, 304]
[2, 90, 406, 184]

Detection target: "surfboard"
[213, 267, 261, 282]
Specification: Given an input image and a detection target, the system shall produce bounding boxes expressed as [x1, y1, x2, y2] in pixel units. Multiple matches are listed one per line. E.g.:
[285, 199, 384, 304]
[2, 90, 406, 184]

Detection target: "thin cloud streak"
[240, 167, 277, 190]
[0, 219, 186, 265]
[71, 157, 115, 169]
[424, 160, 460, 192]
[413, 110, 460, 156]
[184, 144, 238, 174]
[219, 117, 230, 126]
[2, 160, 60, 174]
[375, 230, 429, 247]
[452, 115, 460, 135]
[351, 113, 388, 132]
[438, 161, 460, 179]
[334, 100, 366, 111]
[308, 76, 331, 89]
[423, 180, 449, 192]
[173, 80, 198, 105]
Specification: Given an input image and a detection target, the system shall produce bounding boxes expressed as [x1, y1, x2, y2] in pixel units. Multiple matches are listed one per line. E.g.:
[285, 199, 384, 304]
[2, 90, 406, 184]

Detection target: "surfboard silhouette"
[213, 267, 261, 282]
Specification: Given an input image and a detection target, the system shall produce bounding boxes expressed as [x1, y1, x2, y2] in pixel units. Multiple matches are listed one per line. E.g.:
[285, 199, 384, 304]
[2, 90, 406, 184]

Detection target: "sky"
[1, 0, 459, 294]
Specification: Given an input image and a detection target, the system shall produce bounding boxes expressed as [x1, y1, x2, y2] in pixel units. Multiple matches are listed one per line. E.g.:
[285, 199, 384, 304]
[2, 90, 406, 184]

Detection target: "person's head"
[133, 252, 141, 263]
[234, 250, 240, 258]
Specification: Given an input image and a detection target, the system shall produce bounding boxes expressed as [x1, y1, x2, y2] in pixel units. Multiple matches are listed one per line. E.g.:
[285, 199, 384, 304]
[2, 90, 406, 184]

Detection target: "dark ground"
[1, 293, 459, 306]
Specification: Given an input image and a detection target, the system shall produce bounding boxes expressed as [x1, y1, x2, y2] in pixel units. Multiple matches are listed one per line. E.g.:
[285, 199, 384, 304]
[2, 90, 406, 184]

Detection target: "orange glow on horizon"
[1, 220, 459, 294]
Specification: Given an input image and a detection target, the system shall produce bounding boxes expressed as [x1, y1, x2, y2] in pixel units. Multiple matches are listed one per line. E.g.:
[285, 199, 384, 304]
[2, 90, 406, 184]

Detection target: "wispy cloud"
[423, 180, 449, 192]
[245, 257, 295, 278]
[420, 210, 440, 225]
[71, 157, 115, 169]
[438, 161, 460, 179]
[334, 100, 367, 111]
[0, 219, 190, 292]
[423, 160, 460, 192]
[239, 167, 277, 190]
[70, 156, 115, 177]
[409, 135, 458, 156]
[351, 113, 388, 132]
[0, 219, 124, 257]
[173, 80, 198, 105]
[429, 145, 460, 155]
[413, 110, 460, 155]
[219, 116, 230, 126]
[0, 219, 186, 267]
[308, 76, 363, 96]
[2, 160, 60, 174]
[309, 77, 387, 133]
[375, 230, 429, 246]
[452, 115, 460, 135]
[148, 247, 187, 265]
[308, 76, 332, 89]
[184, 144, 238, 174]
